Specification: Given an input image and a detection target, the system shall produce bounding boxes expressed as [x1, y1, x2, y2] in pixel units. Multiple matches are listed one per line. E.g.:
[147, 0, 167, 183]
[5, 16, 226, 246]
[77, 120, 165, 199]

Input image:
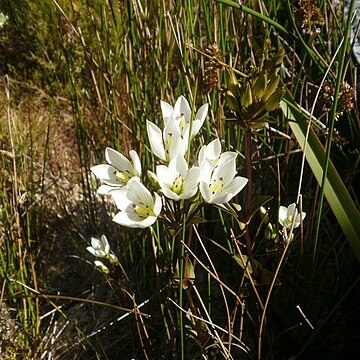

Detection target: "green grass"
[0, 0, 359, 358]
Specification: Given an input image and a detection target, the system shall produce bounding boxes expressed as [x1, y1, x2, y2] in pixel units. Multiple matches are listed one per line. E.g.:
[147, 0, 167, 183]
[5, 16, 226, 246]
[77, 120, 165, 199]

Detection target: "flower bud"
[273, 49, 285, 66]
[94, 260, 110, 274]
[225, 90, 240, 112]
[252, 73, 267, 98]
[259, 206, 270, 224]
[240, 82, 253, 109]
[147, 170, 160, 189]
[262, 76, 280, 102]
[265, 86, 283, 111]
[225, 68, 239, 96]
[264, 223, 273, 240]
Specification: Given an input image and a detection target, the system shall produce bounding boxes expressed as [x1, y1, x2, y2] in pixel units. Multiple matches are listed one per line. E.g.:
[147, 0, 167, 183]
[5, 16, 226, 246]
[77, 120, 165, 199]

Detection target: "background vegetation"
[0, 0, 359, 358]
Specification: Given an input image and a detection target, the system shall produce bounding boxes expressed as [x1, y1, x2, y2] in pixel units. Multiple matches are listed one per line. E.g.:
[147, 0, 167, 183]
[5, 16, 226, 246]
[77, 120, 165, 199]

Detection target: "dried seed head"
[295, 0, 325, 35]
[202, 43, 224, 93]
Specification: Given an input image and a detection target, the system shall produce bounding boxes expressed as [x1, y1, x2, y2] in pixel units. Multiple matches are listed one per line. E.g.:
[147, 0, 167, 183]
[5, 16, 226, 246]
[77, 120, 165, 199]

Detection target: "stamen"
[209, 177, 224, 195]
[171, 175, 184, 195]
[116, 170, 132, 183]
[133, 202, 155, 219]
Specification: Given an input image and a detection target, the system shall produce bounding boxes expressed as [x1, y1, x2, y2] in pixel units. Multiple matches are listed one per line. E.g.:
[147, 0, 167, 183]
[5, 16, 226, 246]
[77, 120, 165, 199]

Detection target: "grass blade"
[281, 98, 360, 262]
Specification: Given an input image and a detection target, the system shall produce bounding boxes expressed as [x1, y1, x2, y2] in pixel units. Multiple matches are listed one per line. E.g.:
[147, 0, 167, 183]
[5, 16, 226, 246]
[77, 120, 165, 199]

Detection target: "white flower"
[199, 157, 248, 204]
[112, 178, 162, 228]
[161, 95, 208, 144]
[278, 203, 306, 230]
[0, 12, 8, 28]
[146, 117, 186, 162]
[91, 147, 141, 194]
[198, 138, 237, 168]
[87, 235, 110, 258]
[156, 155, 200, 201]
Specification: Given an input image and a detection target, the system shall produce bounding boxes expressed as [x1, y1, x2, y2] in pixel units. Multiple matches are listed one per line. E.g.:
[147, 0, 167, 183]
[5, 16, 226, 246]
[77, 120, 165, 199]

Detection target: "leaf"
[187, 216, 207, 227]
[233, 254, 261, 275]
[280, 97, 360, 262]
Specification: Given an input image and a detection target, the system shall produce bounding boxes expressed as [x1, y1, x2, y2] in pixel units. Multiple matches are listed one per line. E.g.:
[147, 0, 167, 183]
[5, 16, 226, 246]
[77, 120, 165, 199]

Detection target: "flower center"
[284, 215, 294, 228]
[171, 175, 184, 195]
[115, 170, 132, 184]
[209, 177, 224, 195]
[133, 202, 155, 219]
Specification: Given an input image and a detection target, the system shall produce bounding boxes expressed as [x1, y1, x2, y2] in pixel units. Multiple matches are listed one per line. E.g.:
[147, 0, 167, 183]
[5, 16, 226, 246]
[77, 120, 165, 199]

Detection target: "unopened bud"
[259, 206, 270, 224]
[274, 49, 285, 66]
[265, 86, 283, 111]
[264, 223, 273, 240]
[225, 90, 240, 112]
[240, 82, 253, 109]
[262, 76, 280, 102]
[94, 260, 110, 274]
[252, 73, 267, 98]
[147, 170, 159, 189]
[184, 259, 195, 285]
[225, 68, 240, 95]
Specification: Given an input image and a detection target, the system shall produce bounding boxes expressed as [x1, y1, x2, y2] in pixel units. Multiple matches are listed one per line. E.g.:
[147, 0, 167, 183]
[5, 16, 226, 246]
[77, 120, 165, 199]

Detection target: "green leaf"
[280, 98, 360, 262]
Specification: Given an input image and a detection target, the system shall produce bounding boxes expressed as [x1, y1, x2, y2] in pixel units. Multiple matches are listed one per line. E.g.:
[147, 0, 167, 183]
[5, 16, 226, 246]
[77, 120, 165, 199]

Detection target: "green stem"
[179, 203, 187, 359]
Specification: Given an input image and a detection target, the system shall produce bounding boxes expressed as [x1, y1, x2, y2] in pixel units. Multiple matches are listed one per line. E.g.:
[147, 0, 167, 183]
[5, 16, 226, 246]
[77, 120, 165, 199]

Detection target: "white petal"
[129, 150, 142, 176]
[113, 211, 157, 229]
[113, 211, 140, 228]
[173, 155, 188, 177]
[208, 192, 232, 204]
[199, 158, 214, 182]
[105, 147, 132, 172]
[287, 203, 297, 218]
[278, 206, 287, 226]
[195, 103, 208, 126]
[223, 176, 248, 199]
[97, 184, 118, 195]
[168, 134, 186, 160]
[91, 237, 101, 249]
[91, 164, 121, 185]
[111, 188, 132, 211]
[218, 151, 237, 165]
[198, 145, 206, 166]
[153, 193, 162, 216]
[174, 95, 191, 124]
[160, 100, 173, 124]
[147, 120, 166, 161]
[206, 138, 222, 160]
[183, 166, 200, 192]
[213, 158, 236, 186]
[189, 120, 203, 139]
[161, 187, 181, 201]
[87, 246, 98, 256]
[178, 187, 198, 200]
[137, 216, 158, 228]
[199, 180, 212, 203]
[100, 235, 110, 254]
[156, 164, 170, 186]
[294, 212, 306, 228]
[128, 178, 153, 206]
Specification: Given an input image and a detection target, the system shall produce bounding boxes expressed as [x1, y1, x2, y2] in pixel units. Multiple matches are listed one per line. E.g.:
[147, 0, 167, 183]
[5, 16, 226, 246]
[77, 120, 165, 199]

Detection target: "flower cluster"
[90, 95, 248, 229]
